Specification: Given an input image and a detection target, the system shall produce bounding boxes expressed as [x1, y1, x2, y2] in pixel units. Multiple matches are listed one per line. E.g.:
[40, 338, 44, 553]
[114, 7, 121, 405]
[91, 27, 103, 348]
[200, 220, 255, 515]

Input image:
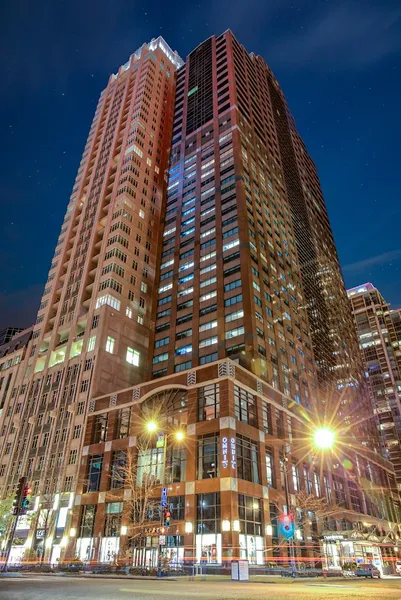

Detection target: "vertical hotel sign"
[221, 436, 236, 470]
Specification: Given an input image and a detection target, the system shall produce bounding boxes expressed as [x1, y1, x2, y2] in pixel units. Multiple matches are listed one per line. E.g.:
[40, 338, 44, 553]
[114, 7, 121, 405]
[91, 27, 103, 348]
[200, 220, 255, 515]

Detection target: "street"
[1, 576, 401, 600]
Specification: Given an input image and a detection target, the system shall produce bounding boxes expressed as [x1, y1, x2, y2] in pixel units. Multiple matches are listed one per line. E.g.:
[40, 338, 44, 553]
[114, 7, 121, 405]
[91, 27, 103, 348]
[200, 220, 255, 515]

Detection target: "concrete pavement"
[1, 575, 401, 600]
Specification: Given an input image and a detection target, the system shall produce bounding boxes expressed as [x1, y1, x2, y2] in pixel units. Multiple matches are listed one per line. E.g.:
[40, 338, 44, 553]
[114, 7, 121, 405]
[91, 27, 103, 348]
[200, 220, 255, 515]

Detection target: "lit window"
[126, 347, 140, 366]
[106, 336, 115, 354]
[200, 290, 217, 302]
[139, 209, 145, 219]
[225, 309, 244, 323]
[225, 326, 245, 339]
[126, 307, 133, 319]
[141, 282, 147, 293]
[88, 336, 96, 352]
[137, 315, 144, 325]
[159, 282, 173, 293]
[199, 320, 217, 332]
[199, 336, 217, 348]
[175, 345, 192, 356]
[223, 238, 240, 252]
[96, 294, 121, 311]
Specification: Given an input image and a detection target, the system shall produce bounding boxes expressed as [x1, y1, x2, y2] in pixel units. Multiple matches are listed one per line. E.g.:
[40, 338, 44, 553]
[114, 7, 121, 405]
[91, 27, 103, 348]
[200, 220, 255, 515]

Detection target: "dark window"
[238, 494, 263, 535]
[234, 385, 257, 426]
[276, 408, 285, 439]
[237, 435, 260, 483]
[79, 504, 96, 538]
[348, 481, 363, 512]
[196, 492, 221, 534]
[198, 384, 220, 421]
[115, 408, 130, 439]
[92, 413, 108, 443]
[199, 304, 217, 317]
[197, 433, 219, 479]
[86, 454, 103, 492]
[262, 403, 272, 434]
[269, 502, 280, 556]
[110, 450, 126, 489]
[332, 474, 347, 507]
[167, 495, 185, 521]
[265, 448, 275, 487]
[104, 502, 123, 536]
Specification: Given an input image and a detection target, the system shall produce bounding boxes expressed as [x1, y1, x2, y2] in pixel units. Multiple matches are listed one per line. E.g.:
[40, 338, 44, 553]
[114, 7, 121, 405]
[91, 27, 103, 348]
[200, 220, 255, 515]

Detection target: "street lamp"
[282, 427, 336, 578]
[174, 430, 185, 442]
[145, 420, 158, 433]
[313, 427, 336, 451]
[144, 421, 186, 576]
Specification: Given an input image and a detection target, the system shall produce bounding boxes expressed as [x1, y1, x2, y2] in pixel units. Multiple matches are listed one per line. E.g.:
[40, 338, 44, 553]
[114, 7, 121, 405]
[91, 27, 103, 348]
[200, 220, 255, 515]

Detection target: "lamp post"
[145, 421, 185, 577]
[282, 426, 336, 578]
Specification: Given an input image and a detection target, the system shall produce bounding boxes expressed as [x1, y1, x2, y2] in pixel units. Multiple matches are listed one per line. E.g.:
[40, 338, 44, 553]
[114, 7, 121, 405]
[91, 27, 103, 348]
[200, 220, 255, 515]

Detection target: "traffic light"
[279, 513, 295, 539]
[20, 482, 32, 513]
[12, 477, 27, 516]
[163, 509, 171, 527]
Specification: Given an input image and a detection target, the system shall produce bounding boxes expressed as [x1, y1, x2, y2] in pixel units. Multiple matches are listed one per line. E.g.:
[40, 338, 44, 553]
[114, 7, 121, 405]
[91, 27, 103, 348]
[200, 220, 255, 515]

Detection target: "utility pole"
[282, 450, 297, 578]
[157, 432, 168, 577]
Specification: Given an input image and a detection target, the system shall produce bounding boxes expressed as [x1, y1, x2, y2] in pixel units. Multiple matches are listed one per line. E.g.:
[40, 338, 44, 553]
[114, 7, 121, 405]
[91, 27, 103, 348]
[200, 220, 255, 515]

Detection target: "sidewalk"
[0, 571, 346, 583]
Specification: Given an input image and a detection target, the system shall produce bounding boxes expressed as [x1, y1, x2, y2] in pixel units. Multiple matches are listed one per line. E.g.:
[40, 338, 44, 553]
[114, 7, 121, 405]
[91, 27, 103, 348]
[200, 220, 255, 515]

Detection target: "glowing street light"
[313, 427, 336, 450]
[174, 430, 185, 442]
[145, 420, 158, 433]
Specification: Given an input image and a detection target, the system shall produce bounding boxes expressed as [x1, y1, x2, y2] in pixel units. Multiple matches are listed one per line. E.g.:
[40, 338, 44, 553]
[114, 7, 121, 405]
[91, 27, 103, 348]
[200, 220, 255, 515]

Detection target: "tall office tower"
[266, 77, 365, 401]
[153, 32, 318, 409]
[0, 37, 182, 562]
[348, 283, 401, 488]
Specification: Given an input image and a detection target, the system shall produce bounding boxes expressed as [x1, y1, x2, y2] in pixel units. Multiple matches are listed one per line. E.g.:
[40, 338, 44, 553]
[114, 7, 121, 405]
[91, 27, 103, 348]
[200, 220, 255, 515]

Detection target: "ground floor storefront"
[321, 532, 399, 574]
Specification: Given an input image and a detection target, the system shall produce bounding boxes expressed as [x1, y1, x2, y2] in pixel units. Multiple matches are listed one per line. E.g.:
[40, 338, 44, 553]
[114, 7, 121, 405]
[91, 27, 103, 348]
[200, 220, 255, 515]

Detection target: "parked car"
[355, 563, 381, 578]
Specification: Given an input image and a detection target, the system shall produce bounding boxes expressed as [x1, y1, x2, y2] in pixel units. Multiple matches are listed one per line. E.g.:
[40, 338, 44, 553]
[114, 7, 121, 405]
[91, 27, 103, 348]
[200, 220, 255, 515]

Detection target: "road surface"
[1, 575, 401, 600]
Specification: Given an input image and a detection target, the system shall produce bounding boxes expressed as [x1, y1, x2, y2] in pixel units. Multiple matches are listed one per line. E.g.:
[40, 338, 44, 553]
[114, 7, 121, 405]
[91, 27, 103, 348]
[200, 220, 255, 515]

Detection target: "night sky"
[1, 0, 400, 329]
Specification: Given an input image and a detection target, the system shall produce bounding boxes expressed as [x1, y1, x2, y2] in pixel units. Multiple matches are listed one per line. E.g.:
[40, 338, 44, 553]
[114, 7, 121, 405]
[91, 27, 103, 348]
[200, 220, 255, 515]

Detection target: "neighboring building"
[0, 31, 400, 569]
[0, 328, 32, 418]
[66, 360, 401, 569]
[0, 328, 23, 346]
[348, 283, 401, 488]
[0, 37, 182, 563]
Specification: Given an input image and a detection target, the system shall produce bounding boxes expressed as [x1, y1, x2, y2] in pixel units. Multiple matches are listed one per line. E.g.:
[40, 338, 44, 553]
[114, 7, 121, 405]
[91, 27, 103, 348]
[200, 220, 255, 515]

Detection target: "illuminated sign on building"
[222, 436, 236, 469]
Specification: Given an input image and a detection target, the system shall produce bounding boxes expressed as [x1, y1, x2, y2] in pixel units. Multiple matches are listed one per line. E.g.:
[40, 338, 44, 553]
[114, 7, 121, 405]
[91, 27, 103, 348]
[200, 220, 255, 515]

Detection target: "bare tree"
[294, 491, 341, 519]
[110, 441, 162, 565]
[29, 459, 65, 563]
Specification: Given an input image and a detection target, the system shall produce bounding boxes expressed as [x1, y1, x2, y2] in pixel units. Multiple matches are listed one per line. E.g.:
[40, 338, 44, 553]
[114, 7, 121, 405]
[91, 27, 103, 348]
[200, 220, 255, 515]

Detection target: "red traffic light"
[280, 514, 293, 530]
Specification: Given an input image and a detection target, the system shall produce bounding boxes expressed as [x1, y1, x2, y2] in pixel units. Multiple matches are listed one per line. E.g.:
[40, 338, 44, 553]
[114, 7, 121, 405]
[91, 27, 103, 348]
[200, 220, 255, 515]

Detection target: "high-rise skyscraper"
[0, 37, 182, 562]
[153, 33, 317, 409]
[348, 283, 401, 488]
[0, 31, 400, 569]
[64, 32, 399, 570]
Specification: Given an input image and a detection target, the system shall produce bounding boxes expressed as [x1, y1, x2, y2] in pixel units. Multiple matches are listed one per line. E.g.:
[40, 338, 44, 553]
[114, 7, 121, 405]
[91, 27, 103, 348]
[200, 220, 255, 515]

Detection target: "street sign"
[156, 433, 165, 448]
[161, 487, 168, 507]
[159, 535, 166, 546]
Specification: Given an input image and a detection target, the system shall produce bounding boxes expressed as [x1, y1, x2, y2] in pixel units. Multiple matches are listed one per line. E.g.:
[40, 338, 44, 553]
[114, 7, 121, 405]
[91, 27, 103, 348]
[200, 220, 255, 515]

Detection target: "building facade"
[66, 360, 401, 570]
[1, 32, 400, 569]
[0, 37, 182, 563]
[348, 283, 401, 488]
[153, 32, 317, 408]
